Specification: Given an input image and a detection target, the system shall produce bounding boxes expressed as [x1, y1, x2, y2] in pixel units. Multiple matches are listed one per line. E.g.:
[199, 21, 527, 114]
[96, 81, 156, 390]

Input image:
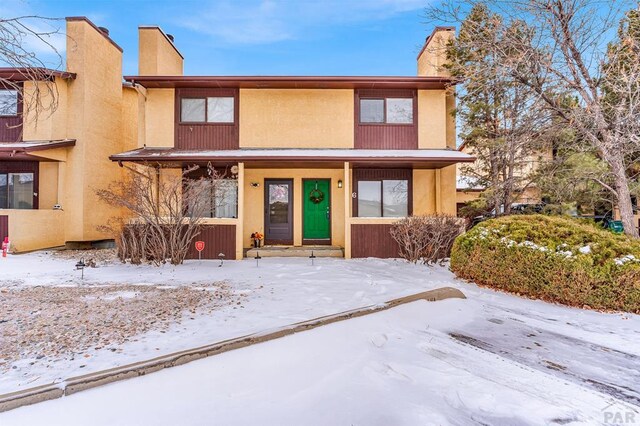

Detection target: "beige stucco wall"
[440, 165, 457, 215]
[65, 18, 125, 242]
[22, 78, 69, 141]
[6, 209, 65, 252]
[418, 90, 447, 149]
[145, 89, 174, 147]
[243, 168, 346, 248]
[138, 27, 183, 76]
[239, 89, 354, 148]
[38, 162, 59, 210]
[121, 86, 140, 151]
[417, 28, 454, 77]
[413, 169, 437, 214]
[456, 190, 482, 205]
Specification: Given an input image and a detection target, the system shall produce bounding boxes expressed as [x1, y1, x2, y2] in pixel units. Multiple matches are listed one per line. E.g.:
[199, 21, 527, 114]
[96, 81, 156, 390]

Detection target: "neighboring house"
[455, 141, 549, 215]
[0, 18, 134, 252]
[1, 19, 474, 258]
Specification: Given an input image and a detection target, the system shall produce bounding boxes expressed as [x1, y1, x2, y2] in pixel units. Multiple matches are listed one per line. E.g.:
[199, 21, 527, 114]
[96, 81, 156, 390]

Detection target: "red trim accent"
[354, 89, 418, 149]
[352, 169, 413, 218]
[0, 161, 39, 209]
[124, 75, 456, 90]
[0, 139, 76, 152]
[351, 224, 399, 258]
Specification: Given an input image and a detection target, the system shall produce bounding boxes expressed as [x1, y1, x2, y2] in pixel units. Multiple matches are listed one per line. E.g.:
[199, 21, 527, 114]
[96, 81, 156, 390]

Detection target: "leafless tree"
[97, 164, 231, 265]
[390, 215, 465, 264]
[447, 4, 554, 215]
[0, 15, 64, 131]
[427, 0, 640, 237]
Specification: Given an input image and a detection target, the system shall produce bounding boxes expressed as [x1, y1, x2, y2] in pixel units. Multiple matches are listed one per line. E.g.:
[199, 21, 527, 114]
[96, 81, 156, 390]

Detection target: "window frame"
[0, 161, 39, 209]
[358, 96, 414, 126]
[353, 169, 412, 218]
[183, 167, 238, 219]
[0, 87, 21, 118]
[179, 96, 236, 125]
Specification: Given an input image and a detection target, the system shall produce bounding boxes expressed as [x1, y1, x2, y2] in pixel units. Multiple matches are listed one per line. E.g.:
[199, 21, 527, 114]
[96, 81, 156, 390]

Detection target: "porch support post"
[343, 161, 351, 259]
[435, 168, 442, 213]
[235, 162, 245, 260]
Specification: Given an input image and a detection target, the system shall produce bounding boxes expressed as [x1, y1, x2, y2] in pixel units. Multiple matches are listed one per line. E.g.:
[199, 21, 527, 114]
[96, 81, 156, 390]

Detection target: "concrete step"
[246, 246, 344, 258]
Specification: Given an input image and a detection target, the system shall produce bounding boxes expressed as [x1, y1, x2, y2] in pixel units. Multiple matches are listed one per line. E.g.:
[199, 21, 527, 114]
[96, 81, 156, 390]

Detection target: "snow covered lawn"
[0, 250, 459, 394]
[1, 299, 638, 425]
[1, 249, 639, 424]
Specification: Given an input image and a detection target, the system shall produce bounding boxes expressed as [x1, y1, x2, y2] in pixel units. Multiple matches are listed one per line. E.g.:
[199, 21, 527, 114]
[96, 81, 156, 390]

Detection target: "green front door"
[303, 179, 330, 242]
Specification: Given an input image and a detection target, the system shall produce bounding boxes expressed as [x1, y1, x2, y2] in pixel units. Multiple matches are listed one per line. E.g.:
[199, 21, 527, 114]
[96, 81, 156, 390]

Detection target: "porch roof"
[0, 139, 76, 158]
[110, 147, 475, 169]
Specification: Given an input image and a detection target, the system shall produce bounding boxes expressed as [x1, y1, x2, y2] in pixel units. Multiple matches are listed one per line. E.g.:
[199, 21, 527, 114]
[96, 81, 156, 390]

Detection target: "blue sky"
[2, 0, 438, 76]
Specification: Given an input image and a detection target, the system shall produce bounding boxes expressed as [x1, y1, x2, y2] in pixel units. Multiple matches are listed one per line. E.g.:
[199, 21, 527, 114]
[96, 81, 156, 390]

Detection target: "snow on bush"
[451, 215, 640, 313]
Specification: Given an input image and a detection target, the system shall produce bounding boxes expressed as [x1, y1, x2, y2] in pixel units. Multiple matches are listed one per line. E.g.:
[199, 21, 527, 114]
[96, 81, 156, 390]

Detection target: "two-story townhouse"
[111, 25, 474, 259]
[0, 17, 135, 252]
[1, 18, 474, 258]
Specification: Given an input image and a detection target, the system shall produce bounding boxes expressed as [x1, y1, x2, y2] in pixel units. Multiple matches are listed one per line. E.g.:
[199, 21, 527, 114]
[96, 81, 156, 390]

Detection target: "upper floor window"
[359, 97, 413, 124]
[0, 90, 18, 116]
[180, 97, 234, 123]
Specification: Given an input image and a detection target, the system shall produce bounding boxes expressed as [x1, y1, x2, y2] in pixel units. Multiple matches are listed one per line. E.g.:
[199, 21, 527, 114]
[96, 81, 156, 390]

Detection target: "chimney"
[417, 27, 455, 77]
[138, 26, 183, 76]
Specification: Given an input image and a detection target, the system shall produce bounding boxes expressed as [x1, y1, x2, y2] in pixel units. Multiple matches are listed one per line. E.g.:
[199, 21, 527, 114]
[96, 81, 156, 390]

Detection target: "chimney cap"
[98, 26, 110, 36]
[166, 34, 175, 42]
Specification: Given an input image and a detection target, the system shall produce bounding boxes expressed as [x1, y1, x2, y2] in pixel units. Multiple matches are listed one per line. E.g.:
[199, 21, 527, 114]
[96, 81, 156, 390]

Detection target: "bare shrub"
[390, 215, 465, 265]
[97, 164, 229, 265]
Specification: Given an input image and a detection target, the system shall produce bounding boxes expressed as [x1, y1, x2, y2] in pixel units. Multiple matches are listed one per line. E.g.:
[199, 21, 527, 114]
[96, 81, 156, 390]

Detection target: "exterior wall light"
[250, 182, 260, 188]
[337, 180, 343, 188]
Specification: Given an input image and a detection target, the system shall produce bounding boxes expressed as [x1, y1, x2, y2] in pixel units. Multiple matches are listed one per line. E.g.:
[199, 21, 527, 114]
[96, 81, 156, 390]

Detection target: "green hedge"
[450, 215, 640, 313]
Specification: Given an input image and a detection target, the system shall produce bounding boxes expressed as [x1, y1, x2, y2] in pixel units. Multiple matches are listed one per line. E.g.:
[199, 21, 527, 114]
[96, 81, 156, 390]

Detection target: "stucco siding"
[239, 89, 354, 148]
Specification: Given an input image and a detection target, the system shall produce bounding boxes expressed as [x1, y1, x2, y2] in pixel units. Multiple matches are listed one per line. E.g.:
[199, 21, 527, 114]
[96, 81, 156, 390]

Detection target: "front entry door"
[265, 179, 293, 245]
[303, 179, 331, 244]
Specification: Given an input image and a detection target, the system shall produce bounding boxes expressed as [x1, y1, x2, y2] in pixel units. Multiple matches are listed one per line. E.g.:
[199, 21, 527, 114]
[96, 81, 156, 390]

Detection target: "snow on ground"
[1, 250, 640, 425]
[1, 300, 638, 426]
[0, 250, 460, 394]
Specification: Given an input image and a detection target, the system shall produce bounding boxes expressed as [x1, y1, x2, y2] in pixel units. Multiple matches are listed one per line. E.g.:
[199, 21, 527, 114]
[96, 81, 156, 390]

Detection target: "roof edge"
[0, 139, 76, 152]
[0, 68, 76, 81]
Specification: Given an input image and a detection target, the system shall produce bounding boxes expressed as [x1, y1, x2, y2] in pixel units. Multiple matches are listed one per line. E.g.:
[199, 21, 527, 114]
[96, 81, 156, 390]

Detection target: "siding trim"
[354, 89, 418, 149]
[174, 88, 239, 150]
[352, 168, 413, 218]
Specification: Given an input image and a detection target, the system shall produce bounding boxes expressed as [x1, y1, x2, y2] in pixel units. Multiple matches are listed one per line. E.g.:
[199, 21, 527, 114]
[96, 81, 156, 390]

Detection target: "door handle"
[326, 206, 330, 220]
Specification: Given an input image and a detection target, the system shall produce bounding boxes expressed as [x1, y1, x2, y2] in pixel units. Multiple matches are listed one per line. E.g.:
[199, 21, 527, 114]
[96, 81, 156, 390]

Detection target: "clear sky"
[3, 0, 438, 76]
